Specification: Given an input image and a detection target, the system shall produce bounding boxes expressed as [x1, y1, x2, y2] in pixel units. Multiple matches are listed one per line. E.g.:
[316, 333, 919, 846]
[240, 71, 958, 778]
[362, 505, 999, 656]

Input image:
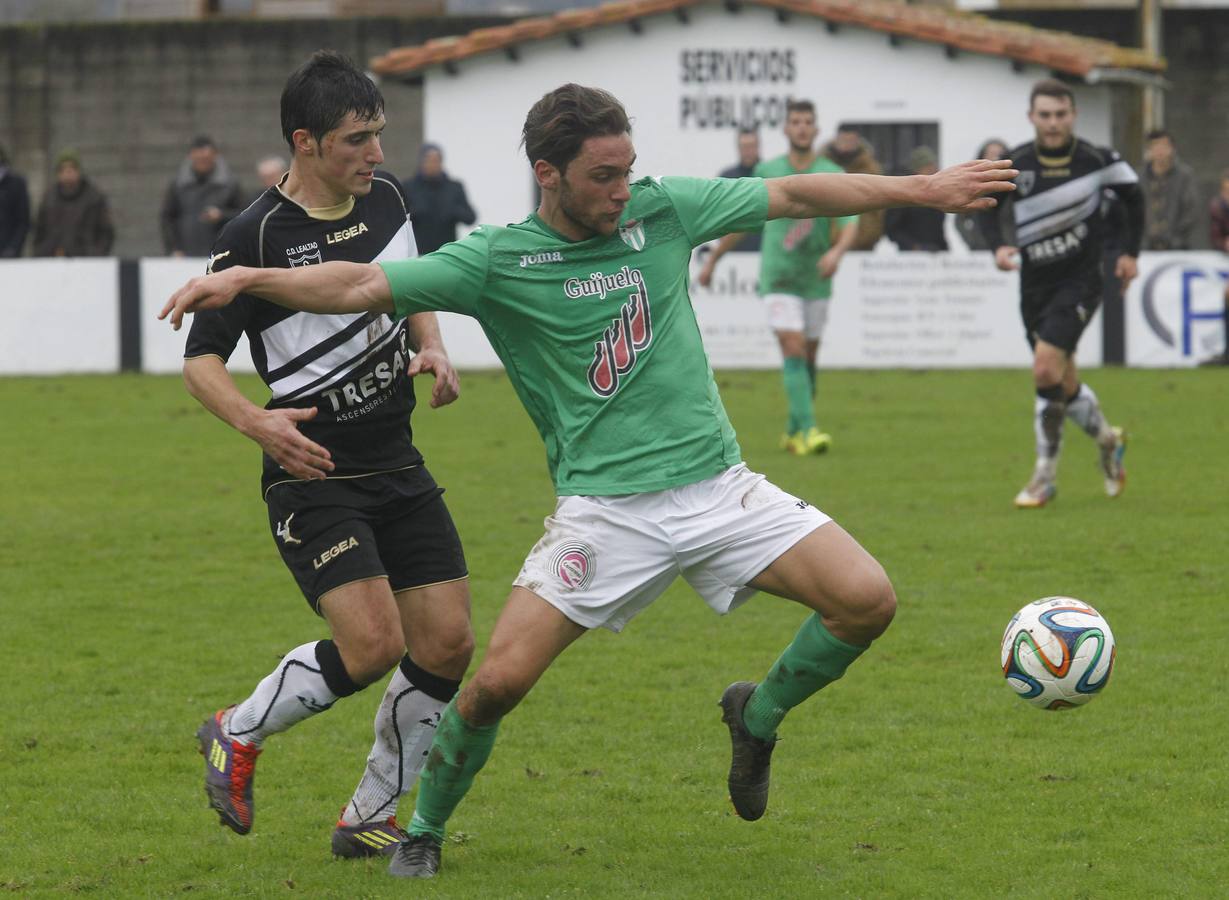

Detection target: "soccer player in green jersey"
[699, 99, 858, 455]
[162, 83, 1015, 879]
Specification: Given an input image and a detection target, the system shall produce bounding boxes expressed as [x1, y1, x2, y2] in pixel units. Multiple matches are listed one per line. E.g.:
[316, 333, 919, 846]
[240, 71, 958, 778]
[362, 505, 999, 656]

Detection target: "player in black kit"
[183, 51, 474, 862]
[981, 79, 1142, 508]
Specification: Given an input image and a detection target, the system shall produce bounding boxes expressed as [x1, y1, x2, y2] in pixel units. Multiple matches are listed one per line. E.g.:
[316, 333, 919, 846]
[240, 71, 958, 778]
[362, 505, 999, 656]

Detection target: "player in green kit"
[162, 84, 1016, 879]
[700, 99, 858, 455]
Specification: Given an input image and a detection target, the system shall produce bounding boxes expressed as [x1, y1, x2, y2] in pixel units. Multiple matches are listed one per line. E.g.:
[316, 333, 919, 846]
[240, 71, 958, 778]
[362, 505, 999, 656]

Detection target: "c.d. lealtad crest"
[288, 249, 323, 267]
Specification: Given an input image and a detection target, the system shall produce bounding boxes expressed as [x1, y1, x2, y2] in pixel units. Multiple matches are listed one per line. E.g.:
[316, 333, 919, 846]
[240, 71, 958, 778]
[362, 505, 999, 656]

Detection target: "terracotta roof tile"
[370, 0, 1164, 79]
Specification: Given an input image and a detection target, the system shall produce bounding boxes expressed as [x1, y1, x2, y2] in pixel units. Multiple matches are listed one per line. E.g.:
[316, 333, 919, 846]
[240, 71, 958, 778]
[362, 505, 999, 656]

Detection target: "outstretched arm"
[159, 260, 392, 330]
[766, 159, 1017, 220]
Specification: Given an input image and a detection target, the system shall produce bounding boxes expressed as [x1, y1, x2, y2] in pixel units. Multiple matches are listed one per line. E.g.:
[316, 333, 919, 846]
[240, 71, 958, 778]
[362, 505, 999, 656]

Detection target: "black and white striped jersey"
[185, 172, 425, 491]
[982, 138, 1143, 289]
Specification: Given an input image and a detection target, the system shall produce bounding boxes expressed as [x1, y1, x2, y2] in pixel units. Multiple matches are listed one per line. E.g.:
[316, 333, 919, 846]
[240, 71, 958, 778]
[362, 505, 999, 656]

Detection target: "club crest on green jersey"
[618, 219, 646, 251]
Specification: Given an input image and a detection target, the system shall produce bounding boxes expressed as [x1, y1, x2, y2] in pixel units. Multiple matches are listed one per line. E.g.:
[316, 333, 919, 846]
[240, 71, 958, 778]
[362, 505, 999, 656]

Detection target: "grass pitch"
[1, 367, 1225, 898]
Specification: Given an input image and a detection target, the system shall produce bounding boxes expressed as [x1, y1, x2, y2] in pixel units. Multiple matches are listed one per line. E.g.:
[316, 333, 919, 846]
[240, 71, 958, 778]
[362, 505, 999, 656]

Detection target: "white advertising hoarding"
[3, 251, 1110, 375]
[690, 249, 1071, 369]
[141, 257, 257, 375]
[0, 259, 118, 374]
[1125, 251, 1227, 367]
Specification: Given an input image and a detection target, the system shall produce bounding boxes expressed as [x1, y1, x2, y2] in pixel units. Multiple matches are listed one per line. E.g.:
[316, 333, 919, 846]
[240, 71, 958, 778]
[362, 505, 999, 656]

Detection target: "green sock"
[807, 361, 817, 399]
[408, 700, 500, 842]
[782, 357, 815, 432]
[742, 614, 867, 741]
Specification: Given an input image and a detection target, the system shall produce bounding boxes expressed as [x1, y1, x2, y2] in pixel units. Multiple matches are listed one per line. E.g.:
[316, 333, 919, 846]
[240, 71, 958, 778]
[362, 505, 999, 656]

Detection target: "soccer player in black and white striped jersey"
[981, 79, 1143, 508]
[182, 51, 474, 859]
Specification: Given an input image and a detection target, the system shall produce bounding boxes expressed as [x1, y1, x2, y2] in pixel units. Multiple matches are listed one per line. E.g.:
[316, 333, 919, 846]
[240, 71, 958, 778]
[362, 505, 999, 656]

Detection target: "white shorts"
[762, 293, 831, 340]
[514, 464, 831, 632]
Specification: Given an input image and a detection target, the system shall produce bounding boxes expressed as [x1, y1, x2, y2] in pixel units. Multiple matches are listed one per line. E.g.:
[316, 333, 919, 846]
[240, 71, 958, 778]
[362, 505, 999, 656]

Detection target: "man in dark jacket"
[0, 143, 30, 257]
[822, 125, 884, 249]
[884, 146, 948, 251]
[33, 150, 115, 257]
[1141, 129, 1198, 251]
[715, 128, 762, 252]
[1200, 169, 1229, 365]
[402, 144, 476, 255]
[160, 135, 244, 257]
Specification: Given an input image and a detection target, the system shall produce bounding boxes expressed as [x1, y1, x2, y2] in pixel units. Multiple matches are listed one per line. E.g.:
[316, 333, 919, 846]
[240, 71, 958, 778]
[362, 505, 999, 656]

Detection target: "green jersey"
[754, 154, 857, 300]
[380, 175, 768, 496]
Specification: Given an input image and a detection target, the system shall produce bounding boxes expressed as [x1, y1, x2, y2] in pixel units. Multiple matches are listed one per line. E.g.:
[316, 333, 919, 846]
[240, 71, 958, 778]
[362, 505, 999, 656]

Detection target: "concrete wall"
[0, 16, 502, 258]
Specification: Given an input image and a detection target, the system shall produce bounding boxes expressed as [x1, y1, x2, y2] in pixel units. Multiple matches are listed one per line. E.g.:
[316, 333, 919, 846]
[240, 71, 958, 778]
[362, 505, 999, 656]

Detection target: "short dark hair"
[281, 50, 384, 153]
[786, 99, 815, 117]
[1146, 128, 1172, 143]
[521, 84, 631, 173]
[737, 127, 758, 139]
[1029, 78, 1075, 109]
[189, 135, 216, 151]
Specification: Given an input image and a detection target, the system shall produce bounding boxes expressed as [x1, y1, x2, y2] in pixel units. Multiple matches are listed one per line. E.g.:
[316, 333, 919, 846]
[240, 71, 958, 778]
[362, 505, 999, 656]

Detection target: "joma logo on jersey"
[520, 251, 564, 268]
[586, 279, 652, 397]
[313, 536, 359, 570]
[326, 222, 369, 245]
[565, 265, 643, 301]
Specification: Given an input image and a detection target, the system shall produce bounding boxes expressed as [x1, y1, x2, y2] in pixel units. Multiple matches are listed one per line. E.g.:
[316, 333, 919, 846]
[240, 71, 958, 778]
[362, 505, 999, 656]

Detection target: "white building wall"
[421, 5, 1112, 230]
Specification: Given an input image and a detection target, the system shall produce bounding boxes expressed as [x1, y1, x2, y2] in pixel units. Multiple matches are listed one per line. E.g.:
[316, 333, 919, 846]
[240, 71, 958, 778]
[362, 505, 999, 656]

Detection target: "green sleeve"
[657, 175, 769, 247]
[378, 227, 489, 320]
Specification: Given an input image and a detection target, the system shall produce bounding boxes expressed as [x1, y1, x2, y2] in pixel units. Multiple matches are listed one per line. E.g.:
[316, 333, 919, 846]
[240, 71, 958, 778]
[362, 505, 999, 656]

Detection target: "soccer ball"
[1000, 596, 1116, 710]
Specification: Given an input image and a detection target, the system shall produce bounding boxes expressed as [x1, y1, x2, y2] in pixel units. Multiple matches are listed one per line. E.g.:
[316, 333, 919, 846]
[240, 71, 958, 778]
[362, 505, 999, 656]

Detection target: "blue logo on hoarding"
[1141, 262, 1228, 356]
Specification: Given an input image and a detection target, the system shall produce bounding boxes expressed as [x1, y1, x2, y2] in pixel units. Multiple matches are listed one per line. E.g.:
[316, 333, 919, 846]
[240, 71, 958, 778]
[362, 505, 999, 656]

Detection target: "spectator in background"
[885, 146, 948, 252]
[716, 127, 762, 252]
[1200, 169, 1229, 365]
[160, 135, 243, 257]
[956, 138, 1009, 251]
[402, 143, 476, 255]
[822, 125, 883, 249]
[1141, 129, 1198, 251]
[0, 142, 30, 257]
[256, 154, 288, 192]
[32, 150, 114, 257]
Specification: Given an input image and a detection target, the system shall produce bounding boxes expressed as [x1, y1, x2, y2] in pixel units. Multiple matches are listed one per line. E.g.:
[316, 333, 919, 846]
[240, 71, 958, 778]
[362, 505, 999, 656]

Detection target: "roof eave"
[1084, 66, 1171, 90]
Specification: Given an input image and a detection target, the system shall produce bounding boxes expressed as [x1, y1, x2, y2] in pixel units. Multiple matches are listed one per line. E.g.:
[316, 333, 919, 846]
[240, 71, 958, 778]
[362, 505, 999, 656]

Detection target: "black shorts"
[265, 466, 467, 614]
[1020, 276, 1102, 353]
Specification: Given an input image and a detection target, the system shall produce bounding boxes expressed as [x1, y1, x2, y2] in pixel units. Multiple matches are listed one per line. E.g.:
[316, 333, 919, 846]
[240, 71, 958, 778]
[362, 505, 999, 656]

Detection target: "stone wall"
[0, 16, 502, 257]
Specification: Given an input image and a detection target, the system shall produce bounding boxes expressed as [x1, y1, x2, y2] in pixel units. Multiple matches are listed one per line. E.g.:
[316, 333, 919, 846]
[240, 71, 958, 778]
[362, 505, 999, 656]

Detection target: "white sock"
[340, 667, 451, 825]
[1065, 383, 1112, 443]
[225, 642, 342, 748]
[1034, 394, 1066, 464]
